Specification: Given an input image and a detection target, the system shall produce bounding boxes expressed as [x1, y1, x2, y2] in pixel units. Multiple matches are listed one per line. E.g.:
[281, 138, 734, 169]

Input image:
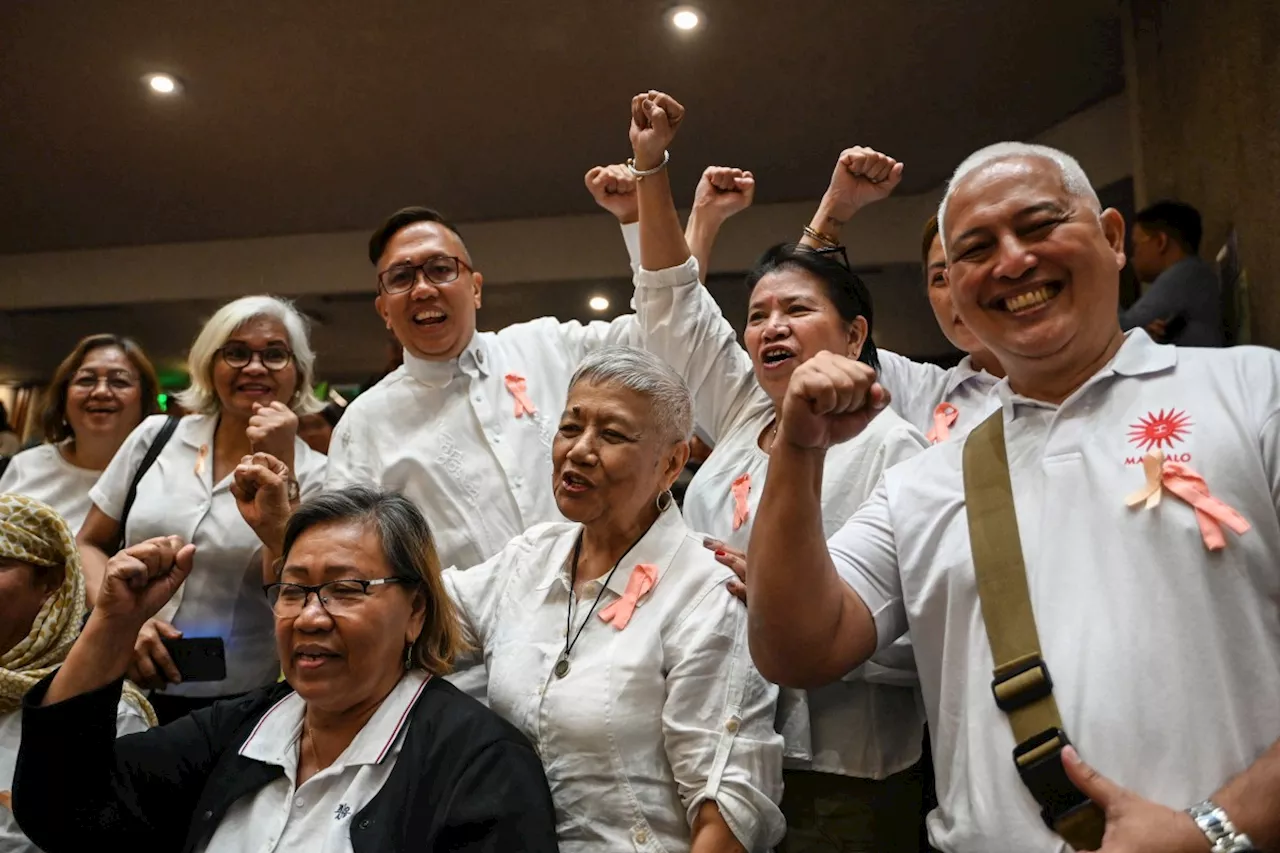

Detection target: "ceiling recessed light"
[669, 6, 702, 31]
[144, 73, 182, 95]
[588, 296, 610, 312]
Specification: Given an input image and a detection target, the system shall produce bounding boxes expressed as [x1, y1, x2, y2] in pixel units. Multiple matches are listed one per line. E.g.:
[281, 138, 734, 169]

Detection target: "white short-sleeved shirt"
[877, 350, 1000, 439]
[634, 256, 928, 780]
[90, 414, 327, 698]
[828, 331, 1280, 853]
[197, 671, 429, 853]
[0, 443, 102, 532]
[444, 507, 785, 853]
[1, 699, 149, 852]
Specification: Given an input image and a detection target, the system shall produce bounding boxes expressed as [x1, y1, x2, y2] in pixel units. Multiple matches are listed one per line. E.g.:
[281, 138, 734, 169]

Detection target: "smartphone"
[161, 637, 227, 682]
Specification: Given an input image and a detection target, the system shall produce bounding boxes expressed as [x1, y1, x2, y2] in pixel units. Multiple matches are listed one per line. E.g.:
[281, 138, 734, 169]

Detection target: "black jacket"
[14, 674, 560, 853]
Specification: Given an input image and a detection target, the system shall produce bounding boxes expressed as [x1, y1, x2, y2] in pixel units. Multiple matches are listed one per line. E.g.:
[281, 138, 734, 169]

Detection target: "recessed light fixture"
[669, 5, 702, 31]
[144, 73, 182, 95]
[588, 296, 610, 312]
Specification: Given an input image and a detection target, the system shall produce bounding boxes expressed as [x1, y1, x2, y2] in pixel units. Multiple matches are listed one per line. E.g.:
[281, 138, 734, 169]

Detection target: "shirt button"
[725, 717, 741, 733]
[294, 797, 304, 808]
[634, 828, 648, 844]
[492, 434, 503, 444]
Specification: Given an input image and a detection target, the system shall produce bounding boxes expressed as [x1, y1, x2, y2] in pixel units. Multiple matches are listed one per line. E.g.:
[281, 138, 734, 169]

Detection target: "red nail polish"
[715, 550, 726, 557]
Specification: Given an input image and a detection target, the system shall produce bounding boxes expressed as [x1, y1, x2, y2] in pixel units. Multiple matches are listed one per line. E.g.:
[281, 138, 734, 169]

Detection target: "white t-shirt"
[90, 414, 327, 698]
[877, 350, 1000, 440]
[198, 671, 429, 853]
[0, 443, 102, 532]
[634, 256, 928, 781]
[444, 507, 785, 853]
[0, 699, 149, 852]
[828, 331, 1280, 853]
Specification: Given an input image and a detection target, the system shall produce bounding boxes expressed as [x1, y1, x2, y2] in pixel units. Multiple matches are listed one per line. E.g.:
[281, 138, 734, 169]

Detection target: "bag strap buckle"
[1012, 727, 1095, 831]
[991, 655, 1054, 712]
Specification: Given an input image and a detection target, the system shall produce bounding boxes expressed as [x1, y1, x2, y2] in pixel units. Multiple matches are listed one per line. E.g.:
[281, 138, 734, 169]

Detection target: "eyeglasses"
[218, 344, 294, 371]
[377, 256, 473, 295]
[263, 577, 418, 616]
[70, 372, 139, 393]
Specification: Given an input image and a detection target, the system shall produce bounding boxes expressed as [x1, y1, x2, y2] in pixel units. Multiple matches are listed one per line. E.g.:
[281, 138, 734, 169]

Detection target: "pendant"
[553, 655, 570, 679]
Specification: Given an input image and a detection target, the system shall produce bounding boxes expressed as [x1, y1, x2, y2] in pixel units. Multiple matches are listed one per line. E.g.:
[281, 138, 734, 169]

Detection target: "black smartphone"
[161, 637, 227, 682]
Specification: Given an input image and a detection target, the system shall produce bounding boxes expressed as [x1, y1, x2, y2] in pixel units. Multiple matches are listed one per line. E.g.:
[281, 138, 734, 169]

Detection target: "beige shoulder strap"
[962, 410, 1105, 850]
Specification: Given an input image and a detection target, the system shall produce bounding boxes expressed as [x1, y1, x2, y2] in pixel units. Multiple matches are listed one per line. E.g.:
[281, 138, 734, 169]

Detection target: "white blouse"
[89, 414, 327, 697]
[634, 257, 928, 780]
[444, 507, 785, 853]
[0, 443, 102, 532]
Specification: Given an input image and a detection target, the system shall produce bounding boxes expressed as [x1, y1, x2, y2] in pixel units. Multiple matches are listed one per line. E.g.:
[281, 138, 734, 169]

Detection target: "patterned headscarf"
[0, 493, 156, 726]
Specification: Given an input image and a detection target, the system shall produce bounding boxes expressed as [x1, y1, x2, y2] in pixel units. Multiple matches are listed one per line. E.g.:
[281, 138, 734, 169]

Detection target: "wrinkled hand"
[629, 90, 685, 169]
[777, 352, 890, 450]
[584, 164, 639, 224]
[127, 618, 184, 689]
[1061, 747, 1210, 853]
[247, 401, 298, 464]
[704, 538, 747, 601]
[232, 452, 294, 552]
[692, 166, 756, 224]
[821, 147, 905, 225]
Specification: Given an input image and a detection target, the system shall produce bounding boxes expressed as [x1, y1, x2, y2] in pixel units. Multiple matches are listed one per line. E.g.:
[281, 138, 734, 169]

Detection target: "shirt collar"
[944, 355, 1001, 397]
[534, 504, 687, 596]
[177, 413, 217, 452]
[401, 333, 491, 388]
[238, 671, 431, 772]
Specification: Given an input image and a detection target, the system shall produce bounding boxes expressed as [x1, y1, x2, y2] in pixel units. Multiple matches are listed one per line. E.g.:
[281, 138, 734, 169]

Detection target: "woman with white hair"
[77, 295, 327, 723]
[445, 345, 785, 851]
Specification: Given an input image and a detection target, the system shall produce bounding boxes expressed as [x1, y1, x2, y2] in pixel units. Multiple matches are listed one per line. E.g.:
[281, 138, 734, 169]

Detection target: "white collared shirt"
[634, 256, 928, 781]
[877, 350, 1000, 439]
[90, 414, 327, 697]
[1, 700, 149, 852]
[0, 443, 101, 531]
[444, 507, 785, 852]
[828, 331, 1280, 853]
[196, 671, 429, 853]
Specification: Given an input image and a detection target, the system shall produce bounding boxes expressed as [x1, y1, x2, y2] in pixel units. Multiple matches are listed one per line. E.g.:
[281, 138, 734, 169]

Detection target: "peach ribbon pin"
[1125, 449, 1251, 551]
[731, 473, 751, 531]
[504, 374, 537, 418]
[926, 402, 959, 444]
[598, 563, 658, 630]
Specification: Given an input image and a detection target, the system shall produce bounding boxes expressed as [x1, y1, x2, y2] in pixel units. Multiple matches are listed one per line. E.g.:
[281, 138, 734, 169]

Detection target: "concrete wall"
[1126, 0, 1280, 345]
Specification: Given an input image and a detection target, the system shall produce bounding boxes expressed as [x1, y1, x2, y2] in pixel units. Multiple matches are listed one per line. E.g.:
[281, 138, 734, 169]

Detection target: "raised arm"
[799, 146, 903, 249]
[685, 166, 755, 284]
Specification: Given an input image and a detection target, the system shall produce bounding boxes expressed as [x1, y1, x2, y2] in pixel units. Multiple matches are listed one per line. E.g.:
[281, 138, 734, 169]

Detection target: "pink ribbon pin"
[731, 473, 751, 531]
[926, 402, 958, 445]
[504, 374, 537, 418]
[598, 563, 658, 630]
[1125, 449, 1251, 551]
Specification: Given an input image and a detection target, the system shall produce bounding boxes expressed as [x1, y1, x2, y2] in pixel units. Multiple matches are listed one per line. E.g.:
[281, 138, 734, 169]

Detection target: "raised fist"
[96, 535, 196, 627]
[692, 166, 755, 224]
[777, 352, 890, 450]
[246, 401, 298, 467]
[584, 164, 639, 224]
[629, 90, 685, 170]
[232, 451, 295, 553]
[822, 147, 904, 225]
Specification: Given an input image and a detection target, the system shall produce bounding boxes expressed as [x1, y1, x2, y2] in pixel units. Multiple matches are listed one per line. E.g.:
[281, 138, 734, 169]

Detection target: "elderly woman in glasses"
[629, 91, 929, 852]
[77, 295, 328, 724]
[13, 487, 559, 853]
[432, 346, 782, 852]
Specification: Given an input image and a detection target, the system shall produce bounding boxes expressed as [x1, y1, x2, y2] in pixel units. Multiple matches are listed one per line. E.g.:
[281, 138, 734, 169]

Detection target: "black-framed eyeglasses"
[263, 577, 419, 616]
[377, 255, 473, 295]
[218, 343, 294, 371]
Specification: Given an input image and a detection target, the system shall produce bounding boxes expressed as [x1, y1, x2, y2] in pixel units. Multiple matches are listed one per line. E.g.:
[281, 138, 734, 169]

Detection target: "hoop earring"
[655, 489, 674, 513]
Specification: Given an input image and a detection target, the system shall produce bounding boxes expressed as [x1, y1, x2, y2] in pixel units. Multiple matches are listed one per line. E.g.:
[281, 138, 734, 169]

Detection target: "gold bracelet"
[803, 225, 840, 248]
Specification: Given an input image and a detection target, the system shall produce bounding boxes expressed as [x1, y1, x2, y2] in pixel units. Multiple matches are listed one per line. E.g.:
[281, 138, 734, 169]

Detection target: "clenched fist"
[232, 451, 295, 553]
[246, 401, 298, 469]
[821, 147, 905, 225]
[629, 90, 685, 170]
[692, 166, 755, 225]
[585, 164, 639, 224]
[776, 352, 890, 450]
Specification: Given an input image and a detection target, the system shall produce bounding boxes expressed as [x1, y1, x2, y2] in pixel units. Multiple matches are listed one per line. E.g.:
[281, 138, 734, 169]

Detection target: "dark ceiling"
[0, 0, 1124, 255]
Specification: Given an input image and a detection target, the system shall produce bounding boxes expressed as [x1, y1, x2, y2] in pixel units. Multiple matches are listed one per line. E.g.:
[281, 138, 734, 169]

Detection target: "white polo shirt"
[90, 414, 327, 697]
[877, 350, 1000, 440]
[633, 256, 928, 781]
[0, 443, 102, 532]
[828, 330, 1280, 853]
[196, 671, 430, 853]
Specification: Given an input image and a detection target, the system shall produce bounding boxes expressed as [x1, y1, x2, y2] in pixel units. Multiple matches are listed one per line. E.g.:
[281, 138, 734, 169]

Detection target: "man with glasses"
[327, 198, 642, 585]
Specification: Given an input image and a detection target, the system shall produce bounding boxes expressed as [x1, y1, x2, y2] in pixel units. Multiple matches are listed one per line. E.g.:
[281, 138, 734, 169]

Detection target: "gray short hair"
[937, 142, 1100, 259]
[569, 346, 693, 443]
[175, 295, 323, 416]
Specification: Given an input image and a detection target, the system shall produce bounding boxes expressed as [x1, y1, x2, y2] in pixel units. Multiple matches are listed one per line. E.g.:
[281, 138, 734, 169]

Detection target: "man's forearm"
[1215, 737, 1280, 851]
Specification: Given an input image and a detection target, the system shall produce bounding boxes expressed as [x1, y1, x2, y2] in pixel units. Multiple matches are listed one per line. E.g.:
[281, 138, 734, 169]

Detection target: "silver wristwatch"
[1186, 800, 1255, 853]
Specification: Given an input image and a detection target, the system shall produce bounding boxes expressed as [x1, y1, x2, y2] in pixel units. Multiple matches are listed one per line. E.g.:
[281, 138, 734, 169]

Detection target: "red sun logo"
[1127, 409, 1193, 451]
